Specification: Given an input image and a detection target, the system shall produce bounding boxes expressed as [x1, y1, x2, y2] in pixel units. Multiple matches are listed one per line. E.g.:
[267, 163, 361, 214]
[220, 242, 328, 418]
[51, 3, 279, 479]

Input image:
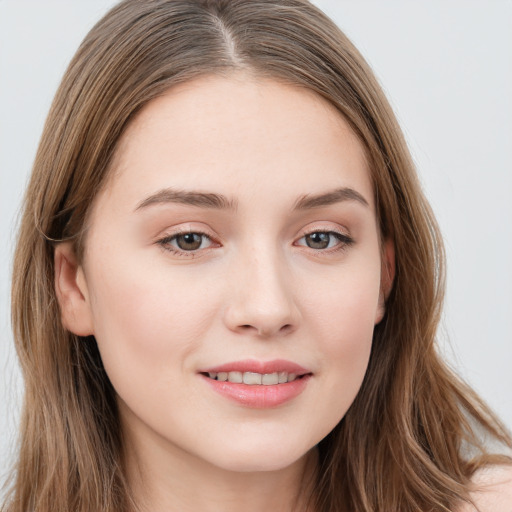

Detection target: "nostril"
[237, 323, 295, 337]
[236, 323, 293, 337]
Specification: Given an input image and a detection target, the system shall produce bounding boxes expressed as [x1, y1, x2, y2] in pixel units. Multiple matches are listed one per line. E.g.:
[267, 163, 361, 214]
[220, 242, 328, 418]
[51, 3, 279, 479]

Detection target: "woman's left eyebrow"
[293, 187, 369, 210]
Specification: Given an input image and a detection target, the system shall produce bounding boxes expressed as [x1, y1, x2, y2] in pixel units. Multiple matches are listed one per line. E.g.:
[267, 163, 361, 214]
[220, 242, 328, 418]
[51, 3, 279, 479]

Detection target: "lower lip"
[200, 374, 311, 408]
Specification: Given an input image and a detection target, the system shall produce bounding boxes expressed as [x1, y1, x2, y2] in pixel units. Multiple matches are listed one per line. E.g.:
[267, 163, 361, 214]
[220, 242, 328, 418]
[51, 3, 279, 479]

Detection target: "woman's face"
[59, 74, 392, 473]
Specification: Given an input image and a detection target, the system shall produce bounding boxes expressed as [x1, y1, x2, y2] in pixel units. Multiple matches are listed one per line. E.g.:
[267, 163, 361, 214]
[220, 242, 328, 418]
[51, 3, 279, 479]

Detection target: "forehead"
[100, 73, 373, 213]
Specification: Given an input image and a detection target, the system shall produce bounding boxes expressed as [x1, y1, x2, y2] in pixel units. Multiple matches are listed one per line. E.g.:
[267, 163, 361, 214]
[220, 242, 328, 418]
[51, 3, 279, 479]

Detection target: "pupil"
[306, 232, 330, 249]
[177, 233, 202, 250]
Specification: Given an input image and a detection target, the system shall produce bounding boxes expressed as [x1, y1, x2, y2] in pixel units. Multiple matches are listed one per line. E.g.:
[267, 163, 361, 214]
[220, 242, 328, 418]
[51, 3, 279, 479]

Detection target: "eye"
[159, 232, 214, 253]
[296, 231, 353, 250]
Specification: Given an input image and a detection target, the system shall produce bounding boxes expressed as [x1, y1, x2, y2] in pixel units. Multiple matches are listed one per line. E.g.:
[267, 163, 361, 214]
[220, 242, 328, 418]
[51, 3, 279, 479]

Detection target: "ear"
[54, 242, 94, 336]
[375, 238, 395, 324]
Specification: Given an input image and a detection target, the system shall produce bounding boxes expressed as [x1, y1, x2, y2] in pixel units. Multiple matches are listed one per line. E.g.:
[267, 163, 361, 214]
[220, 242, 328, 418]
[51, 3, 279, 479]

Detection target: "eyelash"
[295, 229, 354, 253]
[157, 230, 217, 258]
[156, 229, 354, 257]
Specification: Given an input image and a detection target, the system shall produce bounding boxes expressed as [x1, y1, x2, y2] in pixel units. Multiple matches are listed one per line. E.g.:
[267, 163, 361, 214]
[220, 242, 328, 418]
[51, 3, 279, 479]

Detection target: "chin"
[202, 438, 315, 474]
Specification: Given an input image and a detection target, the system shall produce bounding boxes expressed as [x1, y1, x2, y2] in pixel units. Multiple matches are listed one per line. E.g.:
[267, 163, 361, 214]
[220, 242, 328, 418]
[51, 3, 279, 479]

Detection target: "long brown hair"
[4, 1, 511, 511]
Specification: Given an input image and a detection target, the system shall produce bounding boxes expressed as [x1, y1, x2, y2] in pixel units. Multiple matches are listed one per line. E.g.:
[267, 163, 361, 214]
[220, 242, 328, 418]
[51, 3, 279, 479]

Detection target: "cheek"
[303, 257, 381, 349]
[301, 263, 380, 419]
[84, 251, 220, 385]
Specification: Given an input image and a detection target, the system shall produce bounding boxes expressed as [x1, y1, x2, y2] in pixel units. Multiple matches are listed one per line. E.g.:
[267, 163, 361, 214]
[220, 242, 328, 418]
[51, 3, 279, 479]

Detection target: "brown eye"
[175, 233, 204, 251]
[159, 232, 213, 254]
[304, 232, 331, 249]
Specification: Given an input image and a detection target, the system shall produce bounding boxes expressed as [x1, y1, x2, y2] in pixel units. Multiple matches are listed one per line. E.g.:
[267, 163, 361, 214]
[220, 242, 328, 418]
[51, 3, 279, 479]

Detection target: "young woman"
[3, 1, 511, 511]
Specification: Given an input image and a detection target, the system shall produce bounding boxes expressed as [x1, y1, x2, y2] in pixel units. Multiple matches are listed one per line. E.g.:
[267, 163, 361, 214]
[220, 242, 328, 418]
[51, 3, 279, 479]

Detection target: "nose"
[223, 247, 300, 338]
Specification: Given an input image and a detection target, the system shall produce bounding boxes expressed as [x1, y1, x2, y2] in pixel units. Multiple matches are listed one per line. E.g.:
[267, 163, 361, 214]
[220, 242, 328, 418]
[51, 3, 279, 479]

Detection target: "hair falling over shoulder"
[3, 1, 511, 511]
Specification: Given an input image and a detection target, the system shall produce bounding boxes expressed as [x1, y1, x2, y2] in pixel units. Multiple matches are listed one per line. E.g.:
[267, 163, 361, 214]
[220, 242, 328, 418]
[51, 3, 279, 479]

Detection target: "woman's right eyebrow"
[134, 188, 238, 211]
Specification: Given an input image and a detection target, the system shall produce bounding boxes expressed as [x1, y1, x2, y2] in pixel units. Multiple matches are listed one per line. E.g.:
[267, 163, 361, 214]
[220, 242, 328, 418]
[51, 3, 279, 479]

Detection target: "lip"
[198, 359, 312, 408]
[200, 359, 310, 375]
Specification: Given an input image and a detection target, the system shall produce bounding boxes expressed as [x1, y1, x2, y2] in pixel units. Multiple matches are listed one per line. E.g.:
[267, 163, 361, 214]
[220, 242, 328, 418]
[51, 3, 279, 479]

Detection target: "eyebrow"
[134, 186, 369, 213]
[293, 187, 369, 210]
[135, 188, 237, 211]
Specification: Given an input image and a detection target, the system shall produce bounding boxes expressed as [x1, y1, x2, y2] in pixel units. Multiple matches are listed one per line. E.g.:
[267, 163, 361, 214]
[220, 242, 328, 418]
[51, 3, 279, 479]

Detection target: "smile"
[199, 359, 312, 408]
[206, 371, 300, 385]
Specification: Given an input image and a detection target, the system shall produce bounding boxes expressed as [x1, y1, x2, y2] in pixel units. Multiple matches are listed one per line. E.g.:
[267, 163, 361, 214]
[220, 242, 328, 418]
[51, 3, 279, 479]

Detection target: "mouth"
[198, 360, 312, 408]
[201, 371, 305, 385]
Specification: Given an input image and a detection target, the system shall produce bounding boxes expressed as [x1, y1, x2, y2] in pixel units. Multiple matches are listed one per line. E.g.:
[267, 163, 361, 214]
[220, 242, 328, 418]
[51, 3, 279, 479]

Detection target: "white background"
[1, 0, 511, 483]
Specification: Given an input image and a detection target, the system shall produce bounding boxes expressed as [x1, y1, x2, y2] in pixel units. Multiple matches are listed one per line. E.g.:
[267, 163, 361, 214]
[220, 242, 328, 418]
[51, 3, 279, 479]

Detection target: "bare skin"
[55, 73, 393, 512]
[459, 465, 512, 512]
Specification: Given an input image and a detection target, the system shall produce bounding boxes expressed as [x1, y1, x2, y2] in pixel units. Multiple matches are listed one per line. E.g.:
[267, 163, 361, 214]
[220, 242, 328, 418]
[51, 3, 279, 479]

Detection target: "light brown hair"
[4, 1, 511, 511]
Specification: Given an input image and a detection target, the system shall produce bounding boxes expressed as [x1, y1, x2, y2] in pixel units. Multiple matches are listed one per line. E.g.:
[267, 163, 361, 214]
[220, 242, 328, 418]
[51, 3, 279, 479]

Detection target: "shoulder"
[457, 465, 512, 512]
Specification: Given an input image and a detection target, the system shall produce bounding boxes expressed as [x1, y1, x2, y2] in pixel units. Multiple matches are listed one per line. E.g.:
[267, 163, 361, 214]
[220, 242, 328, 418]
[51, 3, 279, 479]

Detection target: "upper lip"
[199, 359, 310, 375]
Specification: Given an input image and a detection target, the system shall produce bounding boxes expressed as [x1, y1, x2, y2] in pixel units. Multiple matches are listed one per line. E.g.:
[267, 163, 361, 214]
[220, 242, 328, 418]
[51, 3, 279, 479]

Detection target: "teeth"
[262, 373, 279, 385]
[243, 372, 262, 385]
[206, 371, 301, 385]
[228, 371, 243, 383]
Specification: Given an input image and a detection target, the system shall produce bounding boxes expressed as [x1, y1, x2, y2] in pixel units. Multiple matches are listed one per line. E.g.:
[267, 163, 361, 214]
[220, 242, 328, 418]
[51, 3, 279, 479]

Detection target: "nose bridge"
[224, 241, 298, 337]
